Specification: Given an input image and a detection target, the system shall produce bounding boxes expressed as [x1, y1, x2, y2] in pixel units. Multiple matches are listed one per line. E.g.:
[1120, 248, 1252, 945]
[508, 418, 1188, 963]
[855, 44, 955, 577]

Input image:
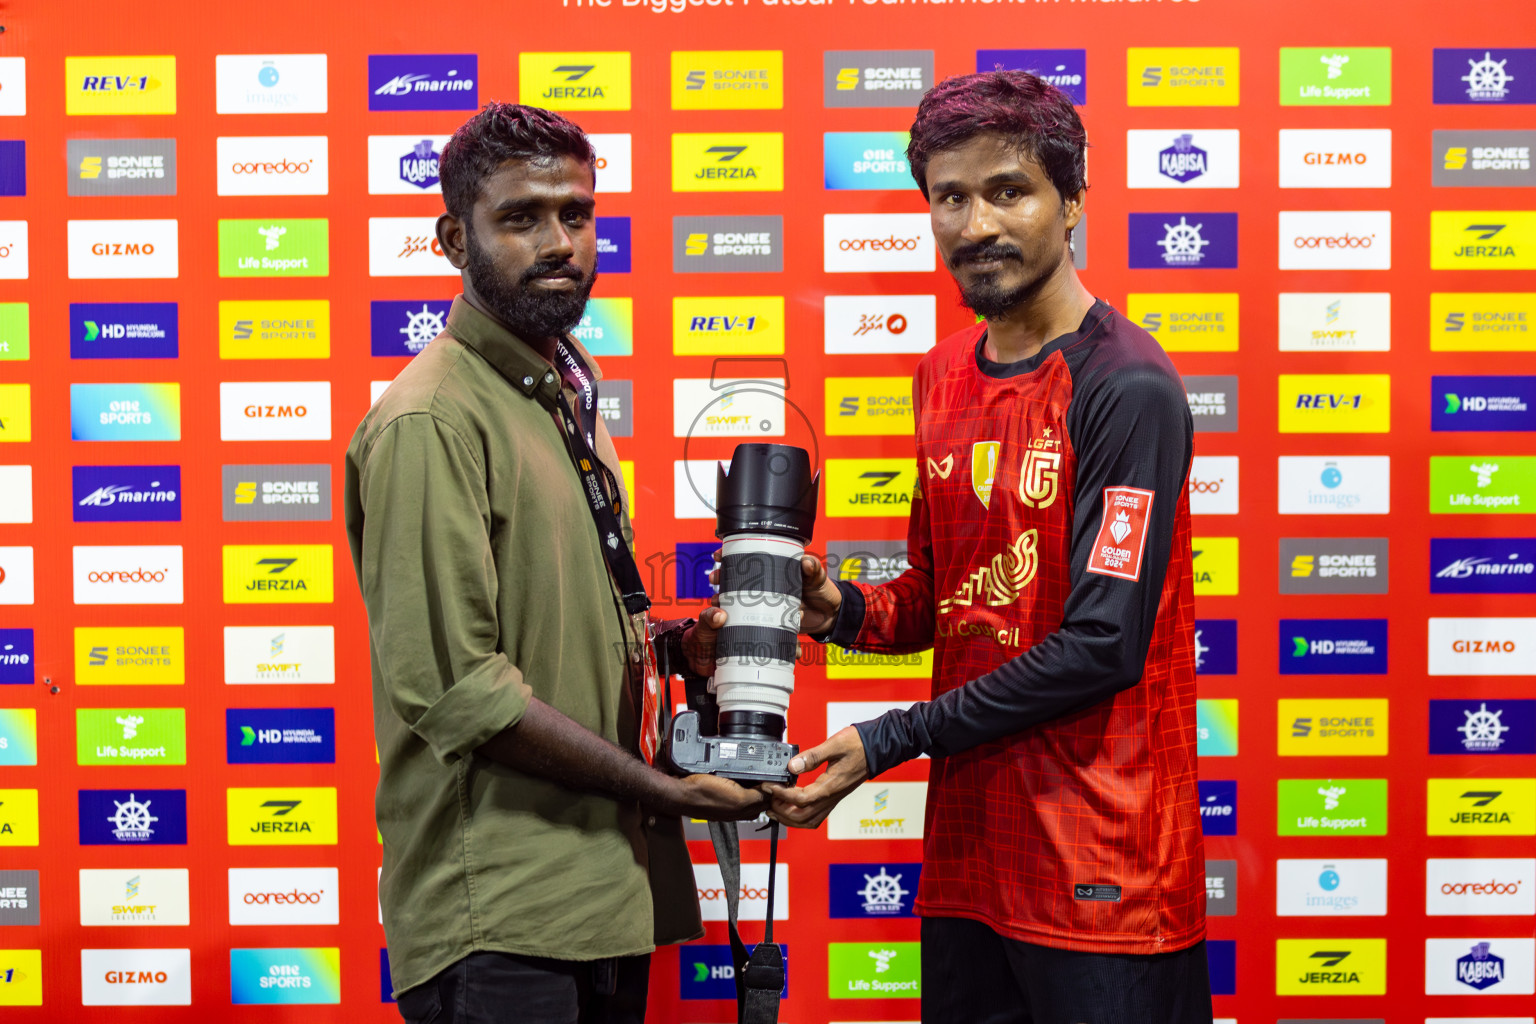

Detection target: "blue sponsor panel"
[72, 465, 181, 522]
[1128, 213, 1238, 269]
[680, 944, 787, 1000]
[1206, 940, 1236, 996]
[1430, 537, 1536, 594]
[0, 140, 24, 196]
[1429, 698, 1536, 754]
[596, 216, 631, 274]
[1279, 619, 1389, 675]
[829, 863, 920, 918]
[823, 132, 912, 191]
[370, 300, 451, 357]
[1431, 375, 1536, 431]
[1194, 619, 1237, 675]
[0, 628, 33, 685]
[1198, 779, 1237, 836]
[78, 788, 188, 845]
[1433, 48, 1536, 104]
[369, 55, 478, 111]
[975, 49, 1087, 105]
[226, 708, 337, 764]
[69, 302, 179, 359]
[675, 542, 716, 601]
[380, 948, 395, 1002]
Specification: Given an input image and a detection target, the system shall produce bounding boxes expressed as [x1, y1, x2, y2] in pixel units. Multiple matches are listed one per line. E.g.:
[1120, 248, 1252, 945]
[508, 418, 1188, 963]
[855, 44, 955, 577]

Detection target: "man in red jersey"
[762, 70, 1210, 1023]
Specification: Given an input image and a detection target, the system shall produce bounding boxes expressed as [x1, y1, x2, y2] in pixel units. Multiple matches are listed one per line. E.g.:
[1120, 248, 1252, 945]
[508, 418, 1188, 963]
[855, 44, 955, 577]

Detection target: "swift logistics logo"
[66, 56, 176, 116]
[824, 50, 933, 107]
[1434, 130, 1536, 187]
[680, 944, 788, 1000]
[73, 466, 180, 523]
[219, 381, 331, 441]
[1433, 48, 1536, 104]
[672, 215, 782, 273]
[1431, 537, 1536, 594]
[1278, 375, 1391, 433]
[67, 139, 175, 197]
[0, 141, 21, 197]
[1126, 293, 1238, 351]
[1430, 455, 1536, 513]
[70, 383, 180, 441]
[825, 377, 914, 436]
[226, 708, 335, 765]
[221, 545, 334, 605]
[224, 626, 336, 685]
[1279, 48, 1392, 105]
[1277, 778, 1388, 836]
[1275, 859, 1388, 916]
[672, 133, 784, 191]
[222, 464, 331, 523]
[824, 294, 937, 354]
[74, 626, 184, 686]
[572, 297, 633, 356]
[672, 377, 786, 438]
[1433, 375, 1536, 431]
[0, 628, 33, 685]
[0, 708, 37, 766]
[1280, 620, 1389, 675]
[1125, 130, 1240, 189]
[227, 787, 338, 846]
[215, 54, 328, 114]
[825, 213, 935, 273]
[78, 789, 186, 845]
[829, 863, 920, 918]
[228, 867, 340, 926]
[1194, 619, 1237, 674]
[1280, 538, 1389, 595]
[366, 135, 450, 194]
[828, 781, 926, 838]
[519, 52, 630, 111]
[1430, 699, 1536, 754]
[1278, 698, 1388, 755]
[1428, 617, 1535, 676]
[1279, 211, 1392, 270]
[1198, 780, 1237, 835]
[370, 300, 449, 356]
[72, 545, 183, 604]
[66, 218, 177, 279]
[1128, 48, 1240, 106]
[1427, 779, 1536, 836]
[1426, 858, 1536, 915]
[69, 302, 177, 359]
[0, 788, 39, 846]
[1274, 939, 1386, 995]
[1432, 211, 1536, 269]
[76, 708, 186, 767]
[1183, 376, 1238, 432]
[829, 941, 920, 999]
[1197, 699, 1238, 756]
[1128, 213, 1238, 268]
[216, 136, 328, 197]
[1278, 129, 1393, 189]
[1190, 537, 1238, 596]
[672, 50, 782, 110]
[219, 300, 329, 360]
[1278, 292, 1392, 351]
[1431, 292, 1536, 351]
[218, 218, 328, 277]
[825, 459, 918, 519]
[230, 947, 341, 1005]
[977, 49, 1085, 104]
[78, 868, 191, 926]
[824, 131, 912, 190]
[672, 296, 783, 355]
[369, 54, 476, 111]
[1277, 456, 1391, 515]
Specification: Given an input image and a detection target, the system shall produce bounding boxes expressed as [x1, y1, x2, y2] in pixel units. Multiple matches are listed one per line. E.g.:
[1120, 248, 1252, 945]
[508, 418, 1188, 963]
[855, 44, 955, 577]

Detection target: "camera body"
[668, 707, 798, 785]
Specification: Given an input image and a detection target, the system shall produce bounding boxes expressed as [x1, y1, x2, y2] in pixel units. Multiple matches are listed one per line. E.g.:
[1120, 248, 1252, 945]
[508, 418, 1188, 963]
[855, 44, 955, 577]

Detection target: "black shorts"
[920, 916, 1214, 1024]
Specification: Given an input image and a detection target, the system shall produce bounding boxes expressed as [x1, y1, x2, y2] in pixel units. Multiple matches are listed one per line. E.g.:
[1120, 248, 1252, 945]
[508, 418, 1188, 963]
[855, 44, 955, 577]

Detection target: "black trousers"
[921, 916, 1214, 1024]
[395, 950, 651, 1024]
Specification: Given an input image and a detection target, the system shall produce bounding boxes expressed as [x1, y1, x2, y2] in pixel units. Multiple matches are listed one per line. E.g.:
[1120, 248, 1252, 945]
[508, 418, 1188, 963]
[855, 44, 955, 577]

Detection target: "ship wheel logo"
[1157, 216, 1209, 266]
[857, 866, 911, 914]
[399, 303, 447, 353]
[1462, 52, 1514, 101]
[1458, 702, 1510, 751]
[108, 793, 159, 841]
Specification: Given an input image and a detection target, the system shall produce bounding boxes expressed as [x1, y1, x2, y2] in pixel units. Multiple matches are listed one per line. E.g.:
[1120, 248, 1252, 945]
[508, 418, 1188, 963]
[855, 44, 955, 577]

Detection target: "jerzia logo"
[672, 134, 784, 192]
[222, 545, 334, 604]
[520, 53, 631, 111]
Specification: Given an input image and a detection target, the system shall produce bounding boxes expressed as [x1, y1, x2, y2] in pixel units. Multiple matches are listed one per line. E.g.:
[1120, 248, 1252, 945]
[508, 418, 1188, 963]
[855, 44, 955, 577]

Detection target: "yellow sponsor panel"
[1127, 48, 1240, 107]
[826, 646, 934, 680]
[1430, 293, 1536, 351]
[218, 300, 331, 359]
[66, 56, 177, 116]
[0, 384, 31, 443]
[620, 460, 635, 520]
[1277, 699, 1389, 756]
[825, 377, 915, 436]
[0, 949, 42, 1006]
[1427, 777, 1536, 836]
[222, 544, 334, 604]
[75, 626, 185, 685]
[0, 789, 39, 846]
[1192, 537, 1238, 596]
[1430, 211, 1536, 270]
[227, 786, 338, 845]
[1278, 375, 1391, 433]
[1124, 294, 1239, 352]
[826, 458, 919, 519]
[673, 296, 784, 355]
[518, 52, 631, 111]
[672, 133, 785, 192]
[671, 51, 783, 110]
[1275, 938, 1386, 996]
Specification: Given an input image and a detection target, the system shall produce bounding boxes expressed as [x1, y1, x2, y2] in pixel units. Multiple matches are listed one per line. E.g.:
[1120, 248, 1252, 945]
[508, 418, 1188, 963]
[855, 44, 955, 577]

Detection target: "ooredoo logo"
[1279, 211, 1392, 270]
[838, 235, 919, 251]
[229, 868, 340, 925]
[217, 137, 328, 196]
[1188, 456, 1239, 515]
[824, 214, 934, 273]
[1427, 859, 1536, 915]
[693, 863, 788, 922]
[73, 546, 183, 605]
[220, 382, 331, 441]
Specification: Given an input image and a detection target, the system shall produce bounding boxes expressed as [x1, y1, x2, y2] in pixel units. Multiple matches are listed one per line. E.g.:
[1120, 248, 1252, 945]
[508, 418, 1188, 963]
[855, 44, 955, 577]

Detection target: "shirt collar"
[445, 295, 604, 400]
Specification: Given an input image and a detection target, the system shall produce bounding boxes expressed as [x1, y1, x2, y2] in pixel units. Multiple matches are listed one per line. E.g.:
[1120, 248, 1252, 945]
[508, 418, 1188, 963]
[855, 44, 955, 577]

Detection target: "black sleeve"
[854, 359, 1193, 777]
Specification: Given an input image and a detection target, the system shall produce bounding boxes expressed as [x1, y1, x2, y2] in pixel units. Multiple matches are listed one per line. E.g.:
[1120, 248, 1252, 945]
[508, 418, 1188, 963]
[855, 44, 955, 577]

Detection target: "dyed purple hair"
[907, 70, 1088, 202]
[439, 102, 596, 220]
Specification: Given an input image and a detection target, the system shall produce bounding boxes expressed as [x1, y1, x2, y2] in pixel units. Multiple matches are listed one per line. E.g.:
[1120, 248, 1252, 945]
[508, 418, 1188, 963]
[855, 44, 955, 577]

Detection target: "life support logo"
[1087, 487, 1154, 581]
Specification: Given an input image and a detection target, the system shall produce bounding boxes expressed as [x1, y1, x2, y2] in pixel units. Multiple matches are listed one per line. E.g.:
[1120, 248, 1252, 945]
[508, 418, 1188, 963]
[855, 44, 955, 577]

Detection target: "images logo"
[1432, 292, 1536, 351]
[66, 56, 176, 116]
[1427, 858, 1536, 916]
[1281, 620, 1389, 675]
[1277, 456, 1391, 515]
[224, 626, 336, 685]
[672, 50, 781, 110]
[72, 546, 183, 605]
[1191, 537, 1238, 596]
[824, 213, 934, 273]
[229, 947, 341, 1005]
[66, 139, 175, 197]
[825, 459, 917, 519]
[1432, 211, 1536, 269]
[1278, 292, 1392, 352]
[219, 382, 331, 441]
[1279, 211, 1392, 270]
[0, 628, 33, 685]
[1198, 780, 1237, 835]
[672, 216, 782, 274]
[1434, 48, 1536, 104]
[1197, 699, 1239, 757]
[370, 300, 449, 356]
[1128, 213, 1238, 269]
[680, 944, 788, 1000]
[369, 54, 476, 110]
[1128, 48, 1240, 106]
[1278, 374, 1390, 433]
[1431, 699, 1536, 755]
[828, 863, 919, 919]
[519, 52, 630, 110]
[216, 136, 327, 197]
[222, 464, 330, 523]
[1274, 939, 1386, 994]
[70, 302, 177, 359]
[824, 294, 936, 354]
[78, 789, 186, 845]
[1430, 455, 1536, 514]
[1279, 129, 1393, 189]
[221, 545, 334, 605]
[825, 377, 914, 437]
[227, 787, 339, 846]
[824, 49, 933, 107]
[1280, 538, 1389, 595]
[976, 49, 1085, 104]
[824, 131, 912, 191]
[218, 218, 327, 277]
[829, 941, 920, 999]
[1274, 858, 1388, 916]
[1428, 617, 1534, 676]
[1278, 698, 1388, 754]
[1194, 619, 1237, 675]
[226, 708, 335, 765]
[673, 297, 783, 355]
[1429, 778, 1536, 836]
[67, 219, 177, 279]
[672, 133, 784, 192]
[1277, 778, 1388, 836]
[1431, 537, 1536, 594]
[1126, 130, 1240, 189]
[1279, 47, 1392, 105]
[75, 626, 184, 686]
[1126, 293, 1239, 351]
[215, 54, 328, 114]
[366, 135, 449, 194]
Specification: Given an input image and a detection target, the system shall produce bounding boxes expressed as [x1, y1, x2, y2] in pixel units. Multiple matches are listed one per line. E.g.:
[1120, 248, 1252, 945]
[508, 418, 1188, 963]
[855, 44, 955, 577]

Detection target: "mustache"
[949, 242, 1024, 267]
[520, 260, 584, 284]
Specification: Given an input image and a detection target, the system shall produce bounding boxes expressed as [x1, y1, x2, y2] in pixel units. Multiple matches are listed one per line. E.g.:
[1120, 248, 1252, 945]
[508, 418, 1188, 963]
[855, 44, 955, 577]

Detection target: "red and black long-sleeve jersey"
[825, 299, 1204, 954]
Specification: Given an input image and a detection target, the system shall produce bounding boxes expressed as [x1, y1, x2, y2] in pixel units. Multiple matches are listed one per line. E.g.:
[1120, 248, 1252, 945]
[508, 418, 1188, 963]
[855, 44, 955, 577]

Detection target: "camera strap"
[708, 819, 784, 1024]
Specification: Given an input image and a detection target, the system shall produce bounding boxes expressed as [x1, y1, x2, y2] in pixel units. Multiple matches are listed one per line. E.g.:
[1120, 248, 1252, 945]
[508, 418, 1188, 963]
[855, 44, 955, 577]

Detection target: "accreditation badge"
[638, 614, 662, 765]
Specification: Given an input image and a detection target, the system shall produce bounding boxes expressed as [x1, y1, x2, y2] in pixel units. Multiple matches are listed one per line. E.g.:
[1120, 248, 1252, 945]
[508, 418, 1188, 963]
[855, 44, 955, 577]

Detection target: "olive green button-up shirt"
[344, 297, 701, 997]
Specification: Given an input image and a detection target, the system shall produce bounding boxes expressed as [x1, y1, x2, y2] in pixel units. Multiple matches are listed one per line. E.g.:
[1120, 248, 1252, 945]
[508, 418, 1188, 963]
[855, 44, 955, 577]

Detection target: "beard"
[947, 241, 1050, 320]
[464, 227, 599, 342]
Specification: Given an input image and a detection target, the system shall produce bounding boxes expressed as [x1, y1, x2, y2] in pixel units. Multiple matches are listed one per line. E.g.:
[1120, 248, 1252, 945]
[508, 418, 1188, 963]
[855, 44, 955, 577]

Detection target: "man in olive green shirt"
[345, 103, 764, 1024]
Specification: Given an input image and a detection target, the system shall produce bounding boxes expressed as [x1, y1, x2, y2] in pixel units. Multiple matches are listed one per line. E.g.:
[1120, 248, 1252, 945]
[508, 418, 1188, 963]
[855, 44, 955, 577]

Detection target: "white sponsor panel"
[1279, 129, 1393, 189]
[0, 465, 32, 523]
[216, 136, 328, 196]
[79, 869, 190, 927]
[1277, 456, 1391, 515]
[0, 57, 26, 116]
[224, 625, 336, 684]
[1279, 210, 1392, 270]
[1275, 858, 1388, 916]
[827, 701, 928, 759]
[674, 460, 719, 520]
[371, 380, 393, 405]
[590, 133, 633, 193]
[693, 863, 788, 922]
[1125, 129, 1241, 189]
[1427, 1019, 1536, 1024]
[367, 134, 451, 195]
[1429, 619, 1536, 676]
[67, 219, 178, 280]
[219, 381, 332, 441]
[73, 545, 183, 605]
[369, 216, 456, 277]
[672, 378, 785, 438]
[0, 545, 34, 604]
[1425, 938, 1535, 995]
[0, 220, 27, 280]
[824, 294, 937, 355]
[1278, 292, 1393, 352]
[824, 214, 935, 273]
[1427, 859, 1536, 916]
[229, 867, 340, 925]
[215, 54, 328, 114]
[80, 947, 192, 1005]
[828, 781, 926, 840]
[1188, 456, 1239, 515]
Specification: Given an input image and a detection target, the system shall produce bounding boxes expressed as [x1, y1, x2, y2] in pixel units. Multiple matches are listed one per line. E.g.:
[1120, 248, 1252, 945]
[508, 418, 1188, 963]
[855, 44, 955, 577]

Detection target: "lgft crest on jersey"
[1019, 427, 1063, 509]
[972, 441, 1000, 508]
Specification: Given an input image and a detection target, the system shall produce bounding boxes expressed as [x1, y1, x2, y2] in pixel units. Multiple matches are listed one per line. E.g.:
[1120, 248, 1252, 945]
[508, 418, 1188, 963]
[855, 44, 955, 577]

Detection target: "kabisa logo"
[1431, 538, 1536, 595]
[226, 708, 336, 765]
[1279, 538, 1389, 596]
[1432, 212, 1536, 270]
[69, 302, 177, 359]
[78, 789, 187, 845]
[365, 135, 451, 195]
[1128, 48, 1241, 106]
[1434, 130, 1536, 187]
[672, 50, 782, 110]
[680, 944, 788, 1000]
[227, 788, 339, 846]
[976, 49, 1086, 104]
[1125, 293, 1239, 352]
[1433, 375, 1536, 431]
[1194, 619, 1237, 675]
[1128, 213, 1239, 269]
[823, 131, 912, 191]
[1126, 132, 1241, 190]
[1279, 47, 1393, 105]
[215, 55, 328, 114]
[824, 50, 933, 107]
[222, 464, 331, 523]
[1160, 134, 1208, 183]
[672, 133, 785, 192]
[73, 466, 180, 523]
[1274, 940, 1387, 994]
[74, 626, 184, 686]
[1430, 699, 1536, 755]
[222, 545, 334, 605]
[371, 300, 449, 356]
[673, 216, 782, 274]
[1277, 778, 1388, 836]
[829, 863, 919, 918]
[1281, 619, 1388, 675]
[1277, 456, 1391, 515]
[0, 629, 33, 685]
[368, 55, 477, 111]
[66, 56, 177, 116]
[1428, 779, 1536, 836]
[1430, 455, 1536, 513]
[829, 941, 921, 998]
[1434, 48, 1536, 104]
[66, 139, 176, 197]
[519, 52, 631, 111]
[1457, 942, 1507, 990]
[399, 139, 439, 189]
[1198, 780, 1237, 836]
